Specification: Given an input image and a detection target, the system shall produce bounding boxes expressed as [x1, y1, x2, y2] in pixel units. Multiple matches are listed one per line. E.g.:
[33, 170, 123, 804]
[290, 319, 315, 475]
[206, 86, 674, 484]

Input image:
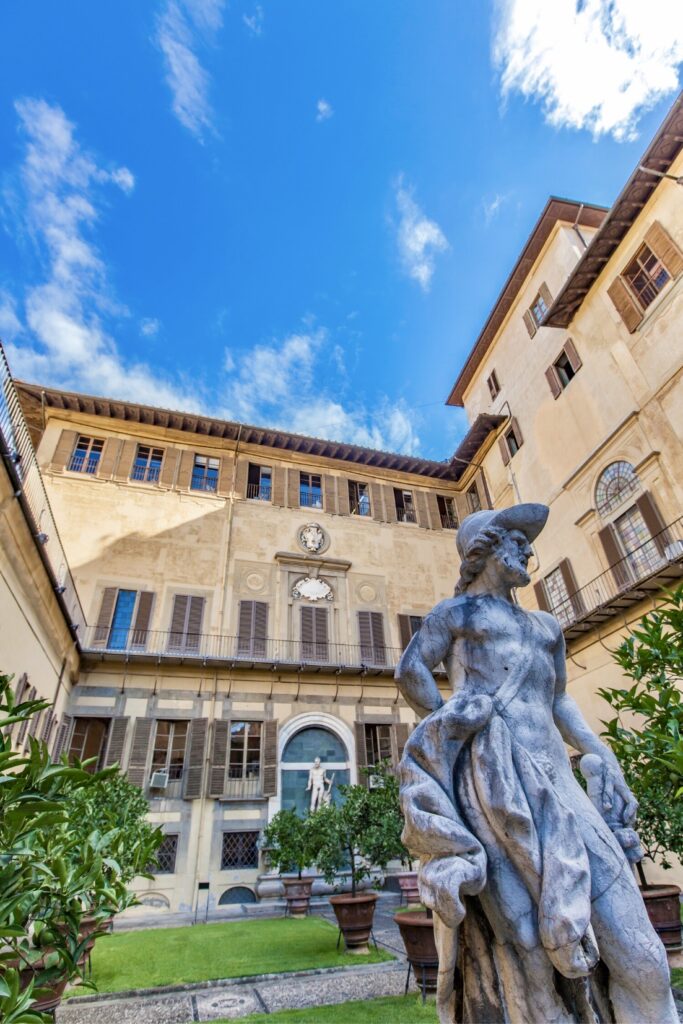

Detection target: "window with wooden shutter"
[364, 723, 392, 767]
[486, 370, 500, 400]
[358, 611, 386, 666]
[644, 220, 683, 279]
[234, 458, 249, 498]
[597, 524, 633, 589]
[237, 600, 268, 657]
[635, 491, 668, 556]
[113, 439, 138, 481]
[247, 463, 272, 501]
[502, 418, 523, 460]
[17, 687, 36, 745]
[131, 592, 154, 648]
[168, 595, 205, 651]
[50, 430, 78, 472]
[286, 467, 300, 508]
[607, 277, 644, 333]
[160, 448, 180, 487]
[436, 495, 457, 530]
[524, 283, 553, 336]
[182, 718, 208, 799]
[262, 719, 278, 797]
[323, 475, 338, 515]
[393, 723, 410, 764]
[415, 490, 430, 529]
[547, 339, 582, 397]
[523, 309, 537, 338]
[217, 455, 234, 497]
[370, 482, 384, 521]
[68, 435, 104, 474]
[301, 606, 329, 662]
[127, 718, 153, 787]
[398, 614, 423, 650]
[176, 450, 196, 490]
[103, 717, 129, 768]
[354, 721, 368, 787]
[209, 719, 229, 797]
[271, 466, 285, 506]
[543, 564, 576, 627]
[52, 714, 73, 761]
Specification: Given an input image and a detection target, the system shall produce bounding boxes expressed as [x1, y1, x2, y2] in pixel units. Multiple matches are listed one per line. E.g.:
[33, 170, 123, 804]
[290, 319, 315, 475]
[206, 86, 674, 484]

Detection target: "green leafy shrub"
[261, 810, 318, 879]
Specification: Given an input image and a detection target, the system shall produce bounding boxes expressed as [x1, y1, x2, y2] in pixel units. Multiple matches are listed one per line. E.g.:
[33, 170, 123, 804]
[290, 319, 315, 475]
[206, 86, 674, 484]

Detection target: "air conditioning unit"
[150, 770, 169, 789]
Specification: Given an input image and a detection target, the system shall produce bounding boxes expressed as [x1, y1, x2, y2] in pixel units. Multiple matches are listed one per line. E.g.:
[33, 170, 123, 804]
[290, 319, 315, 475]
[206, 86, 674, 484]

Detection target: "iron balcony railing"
[441, 514, 458, 530]
[547, 515, 683, 630]
[0, 343, 86, 639]
[131, 463, 161, 484]
[397, 508, 417, 524]
[299, 489, 323, 509]
[68, 451, 100, 475]
[191, 472, 218, 493]
[81, 626, 403, 670]
[350, 502, 372, 517]
[247, 482, 272, 501]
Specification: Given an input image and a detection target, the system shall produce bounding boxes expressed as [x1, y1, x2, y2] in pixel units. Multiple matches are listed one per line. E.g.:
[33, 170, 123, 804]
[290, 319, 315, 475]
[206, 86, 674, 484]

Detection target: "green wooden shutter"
[103, 717, 129, 768]
[183, 718, 208, 798]
[209, 719, 229, 797]
[262, 720, 278, 797]
[127, 718, 153, 787]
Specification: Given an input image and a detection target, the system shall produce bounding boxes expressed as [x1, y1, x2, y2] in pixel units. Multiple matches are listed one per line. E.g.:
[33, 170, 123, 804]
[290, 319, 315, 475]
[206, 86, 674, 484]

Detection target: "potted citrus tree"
[599, 584, 683, 949]
[261, 809, 318, 917]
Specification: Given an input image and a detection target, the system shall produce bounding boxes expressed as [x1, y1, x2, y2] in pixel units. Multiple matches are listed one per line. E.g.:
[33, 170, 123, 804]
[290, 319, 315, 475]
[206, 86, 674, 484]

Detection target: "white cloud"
[155, 0, 225, 141]
[5, 98, 201, 411]
[0, 292, 22, 341]
[493, 0, 683, 141]
[243, 5, 264, 36]
[139, 317, 160, 337]
[393, 176, 448, 291]
[482, 191, 511, 224]
[316, 98, 333, 122]
[221, 329, 421, 454]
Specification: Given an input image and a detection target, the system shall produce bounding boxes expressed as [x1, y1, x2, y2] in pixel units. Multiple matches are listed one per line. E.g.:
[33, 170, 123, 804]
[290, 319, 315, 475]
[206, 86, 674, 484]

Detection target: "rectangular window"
[531, 291, 549, 325]
[191, 455, 220, 492]
[168, 594, 205, 651]
[237, 600, 269, 657]
[131, 445, 164, 484]
[398, 614, 423, 650]
[546, 340, 582, 398]
[247, 463, 272, 501]
[466, 484, 481, 514]
[554, 351, 576, 389]
[437, 495, 458, 530]
[299, 472, 323, 509]
[155, 834, 179, 874]
[301, 605, 329, 662]
[505, 421, 523, 458]
[221, 830, 260, 869]
[358, 611, 386, 666]
[228, 721, 262, 780]
[394, 488, 416, 524]
[543, 568, 573, 628]
[624, 244, 670, 310]
[615, 505, 663, 579]
[92, 588, 154, 650]
[349, 481, 371, 517]
[486, 370, 500, 400]
[364, 723, 392, 767]
[151, 720, 189, 781]
[109, 589, 138, 649]
[67, 718, 110, 772]
[68, 435, 104, 474]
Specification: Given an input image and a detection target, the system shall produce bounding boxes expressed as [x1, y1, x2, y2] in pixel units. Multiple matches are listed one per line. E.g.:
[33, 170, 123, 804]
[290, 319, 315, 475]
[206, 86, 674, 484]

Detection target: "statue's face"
[314, 757, 321, 767]
[490, 529, 532, 588]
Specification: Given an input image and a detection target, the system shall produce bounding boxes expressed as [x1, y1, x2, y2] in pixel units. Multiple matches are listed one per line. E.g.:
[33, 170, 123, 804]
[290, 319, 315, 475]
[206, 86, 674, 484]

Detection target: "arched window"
[218, 886, 256, 906]
[595, 461, 640, 517]
[280, 726, 350, 816]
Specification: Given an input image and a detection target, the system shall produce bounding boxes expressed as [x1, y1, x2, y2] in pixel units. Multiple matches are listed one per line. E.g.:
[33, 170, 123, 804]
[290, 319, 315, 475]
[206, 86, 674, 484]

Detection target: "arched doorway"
[280, 725, 350, 816]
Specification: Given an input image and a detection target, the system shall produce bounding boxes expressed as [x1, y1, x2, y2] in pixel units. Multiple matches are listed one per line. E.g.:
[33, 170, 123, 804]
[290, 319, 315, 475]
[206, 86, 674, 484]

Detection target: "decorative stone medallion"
[297, 522, 329, 554]
[292, 576, 334, 602]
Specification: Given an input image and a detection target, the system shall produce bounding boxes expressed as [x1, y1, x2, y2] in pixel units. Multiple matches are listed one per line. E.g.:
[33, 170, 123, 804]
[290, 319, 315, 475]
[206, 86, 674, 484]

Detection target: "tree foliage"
[261, 810, 318, 878]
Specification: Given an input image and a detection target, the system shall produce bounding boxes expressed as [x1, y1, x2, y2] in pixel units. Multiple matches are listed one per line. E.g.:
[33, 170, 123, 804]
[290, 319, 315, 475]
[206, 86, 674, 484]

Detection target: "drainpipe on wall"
[192, 670, 219, 924]
[571, 204, 588, 249]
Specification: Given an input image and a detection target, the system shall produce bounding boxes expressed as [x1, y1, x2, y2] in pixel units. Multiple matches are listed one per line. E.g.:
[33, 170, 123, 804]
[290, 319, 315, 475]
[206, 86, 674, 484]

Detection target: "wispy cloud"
[393, 176, 448, 292]
[482, 191, 511, 224]
[155, 0, 225, 142]
[4, 98, 202, 411]
[493, 0, 683, 141]
[316, 98, 334, 122]
[139, 317, 160, 337]
[221, 328, 422, 454]
[243, 4, 264, 36]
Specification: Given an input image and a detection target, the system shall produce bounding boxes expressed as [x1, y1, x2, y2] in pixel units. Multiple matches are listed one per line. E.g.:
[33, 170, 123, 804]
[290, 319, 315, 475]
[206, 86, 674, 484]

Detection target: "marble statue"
[396, 504, 676, 1024]
[306, 757, 333, 812]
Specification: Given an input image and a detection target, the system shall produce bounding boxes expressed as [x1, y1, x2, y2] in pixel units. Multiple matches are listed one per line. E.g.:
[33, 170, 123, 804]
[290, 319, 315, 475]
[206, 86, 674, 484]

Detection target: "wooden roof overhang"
[17, 381, 458, 481]
[545, 93, 683, 329]
[446, 198, 607, 408]
[449, 413, 505, 480]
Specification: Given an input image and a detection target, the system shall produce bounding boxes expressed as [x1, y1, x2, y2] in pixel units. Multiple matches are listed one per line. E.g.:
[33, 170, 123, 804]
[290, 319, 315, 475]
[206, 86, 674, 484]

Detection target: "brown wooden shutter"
[301, 605, 328, 659]
[533, 580, 550, 613]
[338, 480, 351, 516]
[358, 611, 373, 660]
[253, 601, 268, 656]
[127, 717, 153, 787]
[93, 587, 118, 646]
[238, 600, 253, 653]
[558, 558, 585, 618]
[271, 465, 285, 506]
[175, 451, 194, 490]
[498, 435, 511, 466]
[359, 611, 386, 664]
[52, 714, 73, 760]
[598, 524, 632, 588]
[510, 417, 523, 448]
[234, 458, 248, 498]
[160, 448, 179, 487]
[644, 220, 683, 278]
[354, 722, 368, 788]
[113, 439, 138, 480]
[545, 365, 562, 400]
[287, 468, 300, 507]
[607, 277, 643, 333]
[217, 454, 233, 496]
[209, 719, 229, 797]
[238, 600, 268, 655]
[384, 485, 398, 523]
[370, 482, 384, 522]
[187, 596, 205, 649]
[323, 475, 337, 515]
[539, 282, 553, 308]
[523, 309, 537, 338]
[564, 338, 582, 373]
[40, 707, 54, 743]
[183, 718, 208, 798]
[415, 490, 430, 529]
[131, 591, 154, 647]
[169, 594, 189, 646]
[398, 615, 412, 650]
[393, 723, 410, 765]
[262, 719, 278, 797]
[103, 716, 129, 768]
[98, 438, 122, 479]
[50, 429, 78, 472]
[636, 491, 668, 555]
[301, 605, 314, 652]
[427, 492, 442, 531]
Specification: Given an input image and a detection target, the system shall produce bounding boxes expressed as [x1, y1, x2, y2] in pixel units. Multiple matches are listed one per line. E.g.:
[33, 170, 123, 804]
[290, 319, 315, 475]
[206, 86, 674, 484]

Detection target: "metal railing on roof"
[0, 344, 86, 639]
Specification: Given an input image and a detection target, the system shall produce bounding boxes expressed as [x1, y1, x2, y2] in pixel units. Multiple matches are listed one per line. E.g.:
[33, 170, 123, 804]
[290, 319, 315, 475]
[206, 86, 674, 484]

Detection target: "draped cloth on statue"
[400, 693, 620, 1024]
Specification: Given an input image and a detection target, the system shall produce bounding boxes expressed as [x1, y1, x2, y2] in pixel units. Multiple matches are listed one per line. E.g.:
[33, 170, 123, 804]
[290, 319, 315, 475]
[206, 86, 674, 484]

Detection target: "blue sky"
[1, 1, 682, 460]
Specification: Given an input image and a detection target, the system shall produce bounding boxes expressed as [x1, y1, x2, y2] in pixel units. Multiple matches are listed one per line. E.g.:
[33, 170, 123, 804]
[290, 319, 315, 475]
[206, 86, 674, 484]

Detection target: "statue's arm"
[395, 604, 454, 719]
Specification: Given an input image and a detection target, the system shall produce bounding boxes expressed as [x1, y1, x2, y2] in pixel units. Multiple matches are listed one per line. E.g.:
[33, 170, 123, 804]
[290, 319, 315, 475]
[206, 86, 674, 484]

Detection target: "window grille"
[155, 834, 179, 874]
[221, 831, 260, 869]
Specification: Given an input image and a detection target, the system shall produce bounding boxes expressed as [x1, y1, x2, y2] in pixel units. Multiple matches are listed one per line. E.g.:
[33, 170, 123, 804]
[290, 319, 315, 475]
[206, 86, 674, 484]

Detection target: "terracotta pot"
[396, 871, 420, 905]
[640, 884, 682, 950]
[282, 877, 314, 918]
[394, 910, 439, 995]
[12, 960, 69, 1013]
[329, 892, 378, 953]
[55, 912, 109, 965]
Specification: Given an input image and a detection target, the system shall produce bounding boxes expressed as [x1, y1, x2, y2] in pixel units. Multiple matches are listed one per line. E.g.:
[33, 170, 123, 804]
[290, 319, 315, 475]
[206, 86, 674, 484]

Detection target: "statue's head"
[313, 757, 321, 767]
[454, 504, 548, 595]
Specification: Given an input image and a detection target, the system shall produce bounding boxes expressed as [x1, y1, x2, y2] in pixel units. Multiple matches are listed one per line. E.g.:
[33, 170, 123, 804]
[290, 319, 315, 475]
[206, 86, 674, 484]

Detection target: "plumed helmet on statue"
[455, 503, 549, 560]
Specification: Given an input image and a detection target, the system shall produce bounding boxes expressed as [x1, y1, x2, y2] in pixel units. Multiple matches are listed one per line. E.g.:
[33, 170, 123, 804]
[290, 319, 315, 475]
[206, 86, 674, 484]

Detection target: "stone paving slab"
[252, 963, 405, 1016]
[57, 993, 194, 1024]
[194, 988, 263, 1021]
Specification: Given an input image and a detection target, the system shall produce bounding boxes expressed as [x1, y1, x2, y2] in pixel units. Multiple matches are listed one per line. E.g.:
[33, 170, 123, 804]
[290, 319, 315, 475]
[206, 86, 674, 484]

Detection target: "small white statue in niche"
[298, 523, 326, 554]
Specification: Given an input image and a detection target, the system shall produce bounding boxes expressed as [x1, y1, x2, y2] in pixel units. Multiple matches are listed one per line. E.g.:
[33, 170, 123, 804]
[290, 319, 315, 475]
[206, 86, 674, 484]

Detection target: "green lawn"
[74, 917, 392, 995]
[215, 995, 437, 1023]
[671, 968, 683, 989]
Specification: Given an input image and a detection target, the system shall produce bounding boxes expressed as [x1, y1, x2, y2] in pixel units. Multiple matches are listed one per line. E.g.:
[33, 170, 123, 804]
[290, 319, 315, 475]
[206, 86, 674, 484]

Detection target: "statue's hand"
[580, 753, 638, 827]
[602, 763, 638, 825]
